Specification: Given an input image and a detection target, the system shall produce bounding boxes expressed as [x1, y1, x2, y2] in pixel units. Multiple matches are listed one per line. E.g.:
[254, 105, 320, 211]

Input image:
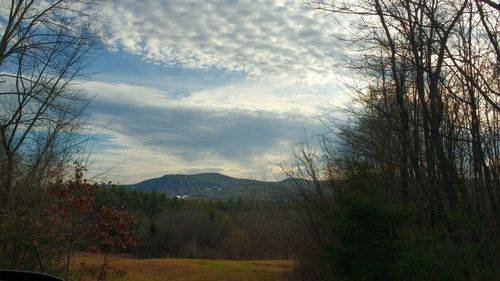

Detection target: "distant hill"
[127, 173, 295, 200]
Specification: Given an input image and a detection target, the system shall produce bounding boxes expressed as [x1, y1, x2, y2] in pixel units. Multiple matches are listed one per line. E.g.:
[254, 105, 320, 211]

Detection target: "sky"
[83, 0, 352, 183]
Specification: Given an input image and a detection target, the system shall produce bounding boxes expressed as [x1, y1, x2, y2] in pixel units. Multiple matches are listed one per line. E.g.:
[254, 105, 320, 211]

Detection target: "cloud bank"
[104, 0, 344, 83]
[86, 81, 329, 183]
[82, 0, 351, 183]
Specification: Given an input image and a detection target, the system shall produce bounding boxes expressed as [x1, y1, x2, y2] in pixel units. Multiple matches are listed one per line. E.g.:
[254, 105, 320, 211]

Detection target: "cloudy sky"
[84, 0, 351, 183]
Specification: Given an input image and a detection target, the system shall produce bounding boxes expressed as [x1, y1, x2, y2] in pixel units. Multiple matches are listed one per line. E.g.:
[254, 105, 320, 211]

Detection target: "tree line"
[96, 187, 298, 260]
[0, 1, 136, 280]
[286, 0, 500, 280]
[1, 0, 499, 280]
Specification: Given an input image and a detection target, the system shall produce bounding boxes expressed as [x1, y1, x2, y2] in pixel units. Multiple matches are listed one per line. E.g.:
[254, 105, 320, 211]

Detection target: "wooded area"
[1, 0, 499, 280]
[287, 0, 500, 280]
[95, 188, 297, 260]
[0, 1, 137, 279]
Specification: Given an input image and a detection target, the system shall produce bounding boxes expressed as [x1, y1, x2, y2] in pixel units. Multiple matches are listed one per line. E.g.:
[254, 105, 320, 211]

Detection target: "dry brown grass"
[72, 252, 296, 281]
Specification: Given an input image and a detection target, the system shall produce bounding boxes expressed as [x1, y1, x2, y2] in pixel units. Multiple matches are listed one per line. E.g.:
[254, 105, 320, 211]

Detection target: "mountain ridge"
[127, 172, 292, 200]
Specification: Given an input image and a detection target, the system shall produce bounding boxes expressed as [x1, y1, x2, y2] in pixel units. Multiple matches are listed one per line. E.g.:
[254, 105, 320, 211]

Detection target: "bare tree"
[309, 0, 500, 228]
[287, 0, 500, 279]
[0, 0, 102, 208]
[0, 0, 103, 270]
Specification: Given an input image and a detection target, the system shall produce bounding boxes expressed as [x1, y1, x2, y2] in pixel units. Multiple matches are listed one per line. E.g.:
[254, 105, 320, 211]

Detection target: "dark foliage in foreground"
[290, 0, 500, 278]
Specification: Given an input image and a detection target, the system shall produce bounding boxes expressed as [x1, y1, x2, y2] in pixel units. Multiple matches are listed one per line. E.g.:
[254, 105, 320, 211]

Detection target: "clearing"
[73, 253, 296, 281]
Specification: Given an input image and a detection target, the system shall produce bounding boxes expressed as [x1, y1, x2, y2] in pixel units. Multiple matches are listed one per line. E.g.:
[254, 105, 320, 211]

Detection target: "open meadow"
[73, 253, 296, 281]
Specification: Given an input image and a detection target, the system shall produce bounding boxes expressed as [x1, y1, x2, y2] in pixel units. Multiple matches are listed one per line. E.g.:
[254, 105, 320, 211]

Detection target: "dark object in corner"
[0, 270, 63, 281]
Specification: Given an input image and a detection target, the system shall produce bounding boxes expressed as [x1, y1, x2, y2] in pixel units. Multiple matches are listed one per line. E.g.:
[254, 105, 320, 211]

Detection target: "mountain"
[127, 173, 291, 200]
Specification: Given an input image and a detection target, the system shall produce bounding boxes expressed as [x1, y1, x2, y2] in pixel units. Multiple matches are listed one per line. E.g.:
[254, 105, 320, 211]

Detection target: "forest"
[1, 0, 499, 280]
[286, 0, 500, 280]
[95, 187, 296, 260]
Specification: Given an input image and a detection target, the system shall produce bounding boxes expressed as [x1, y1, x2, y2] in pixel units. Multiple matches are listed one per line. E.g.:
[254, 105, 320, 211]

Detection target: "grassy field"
[73, 253, 296, 281]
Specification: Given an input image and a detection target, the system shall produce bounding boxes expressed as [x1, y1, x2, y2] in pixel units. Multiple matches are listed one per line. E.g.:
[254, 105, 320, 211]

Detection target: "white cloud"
[84, 79, 349, 116]
[83, 80, 332, 183]
[82, 0, 356, 182]
[89, 137, 286, 184]
[84, 81, 176, 108]
[183, 80, 349, 114]
[104, 0, 345, 83]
